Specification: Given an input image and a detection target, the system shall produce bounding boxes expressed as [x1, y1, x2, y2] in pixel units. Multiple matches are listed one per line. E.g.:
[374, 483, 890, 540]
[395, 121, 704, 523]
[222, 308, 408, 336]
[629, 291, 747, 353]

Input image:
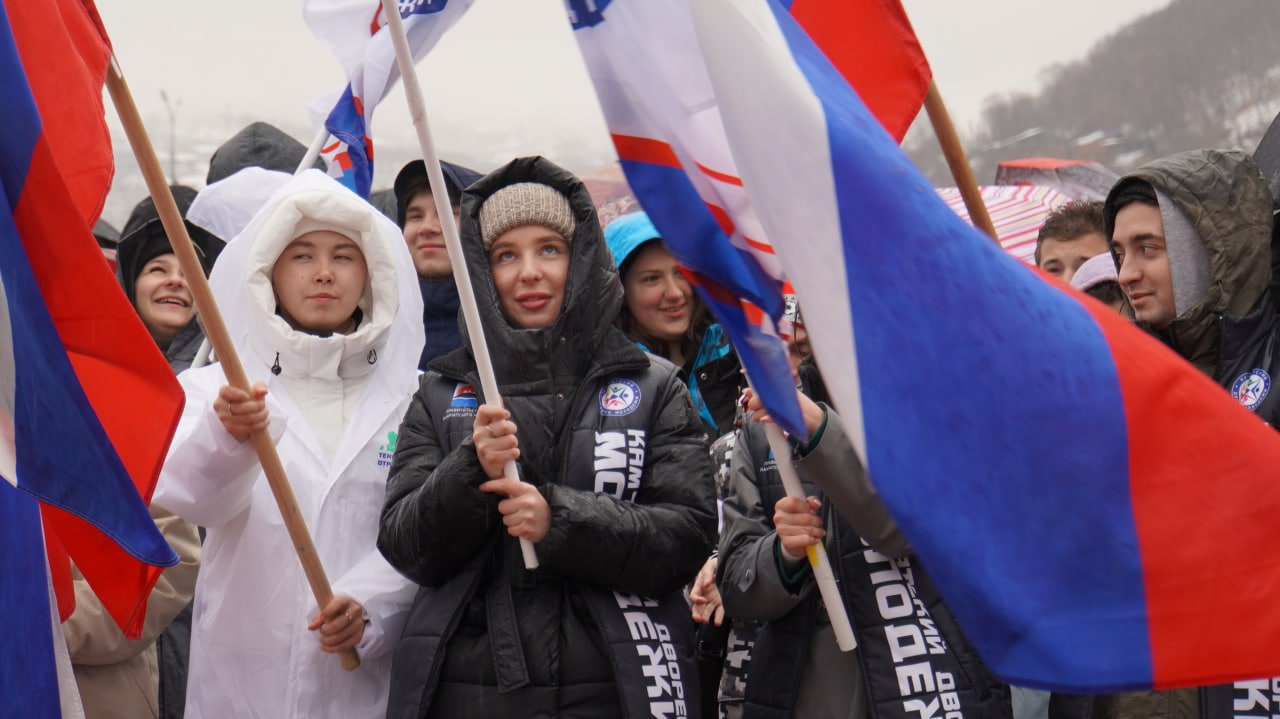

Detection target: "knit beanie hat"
[478, 182, 574, 249]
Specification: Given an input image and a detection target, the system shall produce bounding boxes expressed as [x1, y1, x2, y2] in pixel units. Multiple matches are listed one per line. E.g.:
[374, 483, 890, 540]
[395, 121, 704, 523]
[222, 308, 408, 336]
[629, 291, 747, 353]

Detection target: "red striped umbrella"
[937, 184, 1071, 265]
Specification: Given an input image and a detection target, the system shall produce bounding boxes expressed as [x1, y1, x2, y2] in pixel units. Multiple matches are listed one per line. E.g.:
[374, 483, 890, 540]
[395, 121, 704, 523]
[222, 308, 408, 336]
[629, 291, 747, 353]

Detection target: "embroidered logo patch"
[451, 383, 478, 408]
[1232, 369, 1271, 412]
[599, 379, 641, 416]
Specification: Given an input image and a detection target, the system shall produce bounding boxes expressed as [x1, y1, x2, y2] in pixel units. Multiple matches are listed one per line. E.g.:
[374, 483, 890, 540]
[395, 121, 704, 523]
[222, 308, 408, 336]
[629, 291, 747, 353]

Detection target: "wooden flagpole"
[923, 81, 1000, 243]
[379, 0, 538, 569]
[104, 56, 360, 671]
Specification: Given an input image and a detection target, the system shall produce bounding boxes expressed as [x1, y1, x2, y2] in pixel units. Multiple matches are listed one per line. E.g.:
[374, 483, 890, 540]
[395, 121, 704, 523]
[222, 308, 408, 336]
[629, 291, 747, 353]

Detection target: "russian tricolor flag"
[573, 0, 1280, 693]
[571, 0, 833, 437]
[0, 0, 181, 711]
[304, 0, 474, 198]
[682, 0, 1280, 691]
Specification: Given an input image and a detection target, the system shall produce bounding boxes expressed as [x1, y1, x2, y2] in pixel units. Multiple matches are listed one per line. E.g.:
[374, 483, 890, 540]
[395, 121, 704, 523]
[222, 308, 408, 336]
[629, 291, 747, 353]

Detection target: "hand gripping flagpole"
[746, 375, 856, 652]
[380, 0, 538, 569]
[104, 57, 362, 670]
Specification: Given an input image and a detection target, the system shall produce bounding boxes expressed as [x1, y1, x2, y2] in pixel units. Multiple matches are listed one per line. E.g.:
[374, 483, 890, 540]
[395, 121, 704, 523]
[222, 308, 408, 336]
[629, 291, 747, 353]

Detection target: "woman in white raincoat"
[154, 170, 422, 718]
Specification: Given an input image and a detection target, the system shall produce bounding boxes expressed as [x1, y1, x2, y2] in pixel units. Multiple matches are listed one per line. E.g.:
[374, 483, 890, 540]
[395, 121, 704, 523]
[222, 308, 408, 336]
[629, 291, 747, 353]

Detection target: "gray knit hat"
[478, 182, 575, 249]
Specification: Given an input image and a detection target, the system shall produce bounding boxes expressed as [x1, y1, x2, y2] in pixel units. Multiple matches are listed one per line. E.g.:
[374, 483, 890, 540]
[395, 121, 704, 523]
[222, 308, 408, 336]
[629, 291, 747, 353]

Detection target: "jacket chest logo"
[600, 379, 641, 416]
[1232, 369, 1271, 412]
[443, 382, 479, 421]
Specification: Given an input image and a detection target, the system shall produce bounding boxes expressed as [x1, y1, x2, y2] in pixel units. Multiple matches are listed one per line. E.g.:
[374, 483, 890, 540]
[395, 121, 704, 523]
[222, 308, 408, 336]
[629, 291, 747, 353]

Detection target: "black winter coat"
[378, 157, 717, 719]
[719, 414, 1011, 719]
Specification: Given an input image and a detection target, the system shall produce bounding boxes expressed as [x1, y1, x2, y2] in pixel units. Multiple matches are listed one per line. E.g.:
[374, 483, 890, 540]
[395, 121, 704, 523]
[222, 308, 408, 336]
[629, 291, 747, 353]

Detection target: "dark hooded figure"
[116, 186, 224, 373]
[379, 156, 717, 718]
[392, 158, 484, 369]
[205, 121, 323, 185]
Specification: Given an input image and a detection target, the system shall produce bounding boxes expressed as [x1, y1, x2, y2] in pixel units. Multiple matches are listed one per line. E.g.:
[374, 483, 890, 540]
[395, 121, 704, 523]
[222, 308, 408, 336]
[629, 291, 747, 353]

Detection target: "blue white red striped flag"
[570, 0, 803, 436]
[0, 0, 182, 711]
[683, 0, 1280, 692]
[304, 0, 474, 197]
[569, 0, 928, 439]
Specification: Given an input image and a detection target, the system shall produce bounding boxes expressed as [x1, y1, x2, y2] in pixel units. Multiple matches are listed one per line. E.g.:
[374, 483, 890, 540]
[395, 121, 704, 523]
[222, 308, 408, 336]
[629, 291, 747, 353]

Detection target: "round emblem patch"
[1232, 369, 1271, 412]
[600, 379, 642, 417]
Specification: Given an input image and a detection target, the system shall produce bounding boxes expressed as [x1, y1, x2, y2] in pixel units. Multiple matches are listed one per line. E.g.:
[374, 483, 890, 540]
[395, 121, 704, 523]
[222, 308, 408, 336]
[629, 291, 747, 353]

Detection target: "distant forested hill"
[905, 0, 1280, 185]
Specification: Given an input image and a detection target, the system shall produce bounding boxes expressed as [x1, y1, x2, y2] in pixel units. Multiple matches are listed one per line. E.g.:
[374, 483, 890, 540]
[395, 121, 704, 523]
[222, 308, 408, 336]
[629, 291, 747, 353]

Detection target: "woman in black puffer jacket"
[378, 156, 717, 719]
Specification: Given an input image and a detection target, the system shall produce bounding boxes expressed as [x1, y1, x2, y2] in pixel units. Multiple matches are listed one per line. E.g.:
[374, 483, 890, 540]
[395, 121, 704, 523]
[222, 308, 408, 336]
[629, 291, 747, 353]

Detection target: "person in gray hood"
[1105, 149, 1280, 424]
[1052, 149, 1280, 719]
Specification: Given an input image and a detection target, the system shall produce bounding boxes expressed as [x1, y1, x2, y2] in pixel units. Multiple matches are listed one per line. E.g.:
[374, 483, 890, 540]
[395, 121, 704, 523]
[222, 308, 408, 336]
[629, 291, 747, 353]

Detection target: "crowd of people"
[65, 120, 1280, 719]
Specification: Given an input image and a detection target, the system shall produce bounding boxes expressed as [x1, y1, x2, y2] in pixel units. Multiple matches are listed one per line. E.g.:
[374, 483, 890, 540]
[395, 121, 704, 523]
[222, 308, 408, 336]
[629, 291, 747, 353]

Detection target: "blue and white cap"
[603, 211, 662, 270]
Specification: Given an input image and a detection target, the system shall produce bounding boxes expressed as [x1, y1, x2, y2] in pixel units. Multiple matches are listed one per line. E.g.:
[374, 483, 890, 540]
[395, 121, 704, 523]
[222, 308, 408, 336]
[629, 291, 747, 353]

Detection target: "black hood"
[368, 188, 398, 222]
[117, 185, 224, 304]
[92, 218, 119, 248]
[206, 122, 322, 185]
[438, 156, 626, 387]
[393, 159, 484, 227]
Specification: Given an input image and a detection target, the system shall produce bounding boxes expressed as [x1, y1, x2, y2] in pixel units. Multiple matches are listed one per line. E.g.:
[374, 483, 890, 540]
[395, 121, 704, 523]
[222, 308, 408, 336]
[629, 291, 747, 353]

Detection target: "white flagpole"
[746, 375, 856, 652]
[296, 127, 329, 175]
[379, 0, 537, 569]
[45, 529, 86, 718]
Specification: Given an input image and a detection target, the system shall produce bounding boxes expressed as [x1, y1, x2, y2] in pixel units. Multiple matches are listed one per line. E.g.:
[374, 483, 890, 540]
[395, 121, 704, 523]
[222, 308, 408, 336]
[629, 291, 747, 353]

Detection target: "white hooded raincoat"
[154, 171, 423, 718]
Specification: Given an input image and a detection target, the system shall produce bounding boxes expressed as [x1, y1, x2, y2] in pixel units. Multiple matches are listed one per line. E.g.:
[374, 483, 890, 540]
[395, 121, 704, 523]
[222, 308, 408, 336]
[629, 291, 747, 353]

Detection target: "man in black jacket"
[392, 159, 483, 369]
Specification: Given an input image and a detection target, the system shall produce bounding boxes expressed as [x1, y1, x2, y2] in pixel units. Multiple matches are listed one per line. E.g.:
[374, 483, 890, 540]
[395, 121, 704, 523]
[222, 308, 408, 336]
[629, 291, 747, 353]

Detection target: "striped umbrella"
[937, 184, 1071, 265]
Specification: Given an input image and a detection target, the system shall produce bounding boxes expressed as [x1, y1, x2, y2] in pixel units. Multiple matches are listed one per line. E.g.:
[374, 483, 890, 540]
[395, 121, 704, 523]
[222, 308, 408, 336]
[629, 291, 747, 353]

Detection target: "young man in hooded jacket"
[1054, 149, 1280, 719]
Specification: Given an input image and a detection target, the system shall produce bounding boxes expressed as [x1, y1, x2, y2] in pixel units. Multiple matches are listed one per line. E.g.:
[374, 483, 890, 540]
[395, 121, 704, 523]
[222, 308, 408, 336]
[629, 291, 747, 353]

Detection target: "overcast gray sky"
[95, 0, 1172, 191]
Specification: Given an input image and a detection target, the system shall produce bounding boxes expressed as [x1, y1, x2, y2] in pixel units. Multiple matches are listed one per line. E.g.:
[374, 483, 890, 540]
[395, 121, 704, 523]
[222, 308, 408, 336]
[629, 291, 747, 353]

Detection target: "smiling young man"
[1104, 150, 1280, 412]
[1035, 201, 1108, 285]
[1085, 149, 1280, 719]
[393, 159, 484, 368]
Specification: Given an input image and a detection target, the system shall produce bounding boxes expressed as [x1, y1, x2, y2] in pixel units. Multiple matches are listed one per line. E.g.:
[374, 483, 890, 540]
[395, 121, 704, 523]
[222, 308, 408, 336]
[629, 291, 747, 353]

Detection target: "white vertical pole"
[379, 0, 537, 569]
